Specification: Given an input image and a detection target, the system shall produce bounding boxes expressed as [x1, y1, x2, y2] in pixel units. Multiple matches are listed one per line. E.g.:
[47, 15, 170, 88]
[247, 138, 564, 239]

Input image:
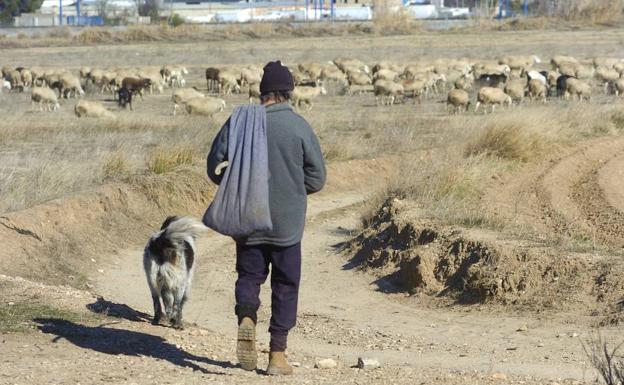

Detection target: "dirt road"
[0, 189, 601, 385]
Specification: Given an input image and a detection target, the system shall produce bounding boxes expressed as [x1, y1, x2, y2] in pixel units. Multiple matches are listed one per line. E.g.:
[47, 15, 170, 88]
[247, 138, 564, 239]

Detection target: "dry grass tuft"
[128, 167, 214, 211]
[464, 121, 546, 162]
[146, 143, 197, 174]
[72, 28, 114, 45]
[101, 150, 130, 180]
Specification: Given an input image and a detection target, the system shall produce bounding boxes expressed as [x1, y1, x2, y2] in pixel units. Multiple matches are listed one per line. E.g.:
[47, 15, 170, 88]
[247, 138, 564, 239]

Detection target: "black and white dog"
[118, 87, 133, 110]
[143, 216, 205, 329]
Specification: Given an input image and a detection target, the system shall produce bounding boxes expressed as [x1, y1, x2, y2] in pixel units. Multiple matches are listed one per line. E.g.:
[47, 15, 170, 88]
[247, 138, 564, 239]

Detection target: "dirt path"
[90, 188, 605, 383]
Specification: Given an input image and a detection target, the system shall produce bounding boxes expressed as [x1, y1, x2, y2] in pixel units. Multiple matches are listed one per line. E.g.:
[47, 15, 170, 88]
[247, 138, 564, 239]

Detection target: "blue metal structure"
[67, 15, 104, 25]
[497, 0, 510, 18]
[59, 0, 63, 25]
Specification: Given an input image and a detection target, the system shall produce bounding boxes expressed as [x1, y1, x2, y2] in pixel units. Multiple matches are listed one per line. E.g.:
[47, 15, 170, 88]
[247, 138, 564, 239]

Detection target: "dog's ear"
[160, 216, 179, 230]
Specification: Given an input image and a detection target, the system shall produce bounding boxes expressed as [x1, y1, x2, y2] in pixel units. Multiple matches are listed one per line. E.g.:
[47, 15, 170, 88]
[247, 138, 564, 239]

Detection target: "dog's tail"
[162, 216, 206, 244]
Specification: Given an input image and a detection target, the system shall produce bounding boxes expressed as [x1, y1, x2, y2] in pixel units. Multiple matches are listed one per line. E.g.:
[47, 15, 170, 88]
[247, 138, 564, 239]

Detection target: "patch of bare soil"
[346, 199, 599, 310]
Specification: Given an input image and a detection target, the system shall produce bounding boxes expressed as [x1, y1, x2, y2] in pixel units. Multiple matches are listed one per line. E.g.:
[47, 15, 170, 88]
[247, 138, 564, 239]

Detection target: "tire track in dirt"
[571, 163, 624, 248]
[532, 136, 624, 248]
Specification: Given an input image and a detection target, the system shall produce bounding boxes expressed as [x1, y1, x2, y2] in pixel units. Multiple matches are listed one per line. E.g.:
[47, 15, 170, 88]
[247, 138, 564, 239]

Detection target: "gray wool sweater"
[207, 103, 326, 246]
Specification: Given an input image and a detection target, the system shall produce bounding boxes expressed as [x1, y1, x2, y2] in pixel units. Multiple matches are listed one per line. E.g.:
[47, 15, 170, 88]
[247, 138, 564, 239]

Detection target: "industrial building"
[12, 0, 475, 26]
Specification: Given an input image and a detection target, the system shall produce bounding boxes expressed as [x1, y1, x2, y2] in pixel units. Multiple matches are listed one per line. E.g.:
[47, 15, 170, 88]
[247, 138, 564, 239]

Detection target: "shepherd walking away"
[206, 60, 326, 375]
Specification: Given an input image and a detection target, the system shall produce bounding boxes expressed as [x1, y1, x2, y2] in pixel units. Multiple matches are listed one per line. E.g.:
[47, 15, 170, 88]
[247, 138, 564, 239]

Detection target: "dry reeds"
[535, 0, 624, 24]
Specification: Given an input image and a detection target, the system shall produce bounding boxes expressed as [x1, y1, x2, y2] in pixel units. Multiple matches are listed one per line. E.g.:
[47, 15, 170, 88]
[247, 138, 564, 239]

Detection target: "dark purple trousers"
[235, 242, 301, 352]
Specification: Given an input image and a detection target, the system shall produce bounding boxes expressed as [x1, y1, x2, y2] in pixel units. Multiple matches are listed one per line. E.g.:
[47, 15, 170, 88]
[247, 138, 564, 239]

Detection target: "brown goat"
[205, 67, 220, 93]
[121, 77, 152, 99]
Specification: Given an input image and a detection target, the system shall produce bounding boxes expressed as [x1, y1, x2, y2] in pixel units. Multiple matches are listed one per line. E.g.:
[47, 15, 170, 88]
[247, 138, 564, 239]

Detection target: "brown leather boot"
[266, 351, 294, 375]
[236, 317, 257, 371]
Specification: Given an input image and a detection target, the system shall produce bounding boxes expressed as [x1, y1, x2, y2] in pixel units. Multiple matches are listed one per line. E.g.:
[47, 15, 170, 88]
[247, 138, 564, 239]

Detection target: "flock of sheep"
[2, 54, 624, 118]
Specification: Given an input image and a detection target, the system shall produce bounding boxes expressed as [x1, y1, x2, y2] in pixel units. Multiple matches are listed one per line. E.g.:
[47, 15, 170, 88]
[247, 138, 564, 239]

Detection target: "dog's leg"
[144, 255, 164, 325]
[162, 288, 174, 320]
[151, 294, 163, 325]
[171, 288, 186, 330]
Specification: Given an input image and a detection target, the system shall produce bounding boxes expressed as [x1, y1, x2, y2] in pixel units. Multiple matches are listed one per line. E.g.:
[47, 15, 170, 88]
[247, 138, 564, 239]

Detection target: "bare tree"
[135, 0, 160, 19]
[95, 0, 110, 19]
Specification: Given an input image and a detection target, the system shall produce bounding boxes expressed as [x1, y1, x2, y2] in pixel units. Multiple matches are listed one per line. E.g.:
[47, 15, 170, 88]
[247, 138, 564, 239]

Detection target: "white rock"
[357, 357, 380, 369]
[292, 361, 301, 367]
[315, 358, 337, 369]
[492, 372, 508, 380]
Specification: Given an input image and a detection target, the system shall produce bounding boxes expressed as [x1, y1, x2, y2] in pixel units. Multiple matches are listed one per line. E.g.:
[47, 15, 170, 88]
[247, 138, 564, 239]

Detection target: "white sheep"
[594, 67, 620, 93]
[248, 82, 260, 103]
[373, 69, 399, 82]
[333, 58, 369, 74]
[454, 75, 473, 91]
[184, 97, 226, 117]
[218, 70, 241, 95]
[446, 88, 470, 114]
[298, 62, 324, 84]
[525, 70, 547, 85]
[60, 73, 85, 99]
[20, 69, 33, 89]
[292, 85, 327, 110]
[31, 87, 60, 111]
[348, 72, 372, 86]
[373, 80, 404, 106]
[474, 87, 512, 113]
[321, 67, 348, 86]
[528, 79, 547, 102]
[79, 67, 91, 79]
[504, 81, 526, 105]
[240, 68, 262, 89]
[565, 78, 591, 101]
[592, 57, 620, 69]
[402, 79, 428, 103]
[500, 55, 541, 70]
[8, 70, 24, 91]
[74, 100, 115, 118]
[347, 84, 374, 96]
[161, 65, 188, 87]
[551, 55, 579, 69]
[172, 88, 204, 116]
